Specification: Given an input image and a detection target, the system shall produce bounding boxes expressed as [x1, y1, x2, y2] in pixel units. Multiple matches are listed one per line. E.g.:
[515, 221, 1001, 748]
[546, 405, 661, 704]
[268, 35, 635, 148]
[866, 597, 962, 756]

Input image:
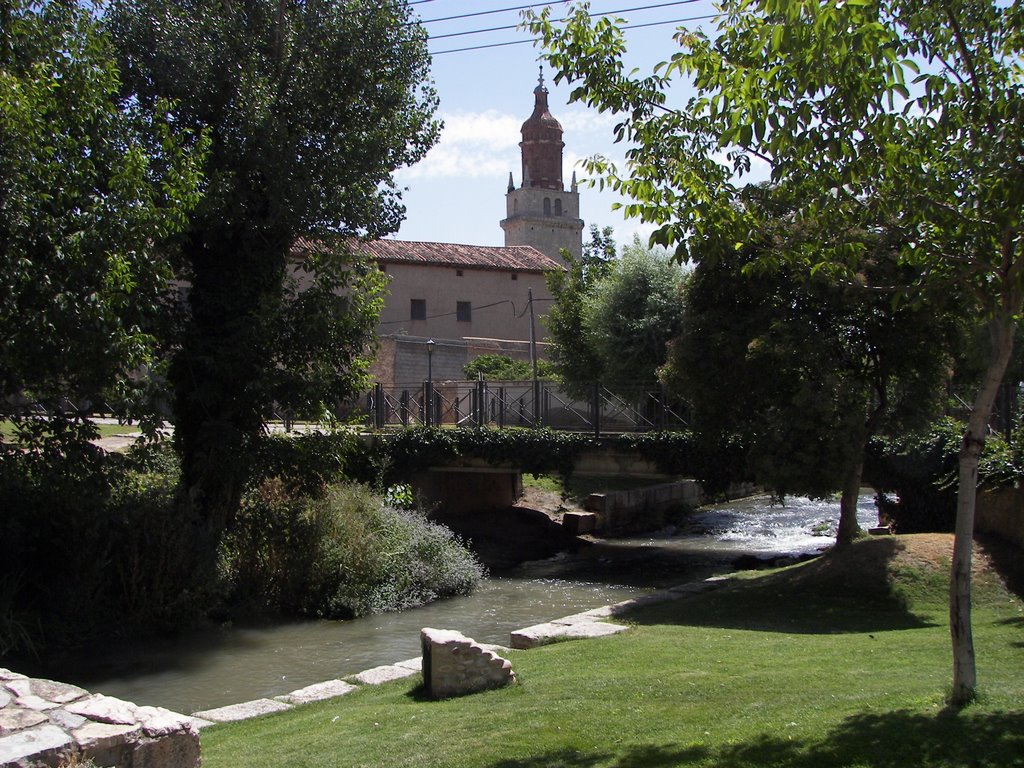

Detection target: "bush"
[219, 481, 484, 619]
[865, 417, 1024, 533]
[0, 441, 217, 654]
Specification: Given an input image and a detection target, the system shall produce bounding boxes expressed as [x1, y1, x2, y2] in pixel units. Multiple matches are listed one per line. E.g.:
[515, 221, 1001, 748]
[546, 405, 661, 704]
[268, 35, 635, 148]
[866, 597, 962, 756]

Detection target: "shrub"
[219, 481, 484, 619]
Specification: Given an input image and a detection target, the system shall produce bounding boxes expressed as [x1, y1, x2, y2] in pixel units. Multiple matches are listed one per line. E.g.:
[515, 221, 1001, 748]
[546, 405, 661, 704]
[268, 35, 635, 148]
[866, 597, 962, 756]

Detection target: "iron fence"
[365, 380, 690, 435]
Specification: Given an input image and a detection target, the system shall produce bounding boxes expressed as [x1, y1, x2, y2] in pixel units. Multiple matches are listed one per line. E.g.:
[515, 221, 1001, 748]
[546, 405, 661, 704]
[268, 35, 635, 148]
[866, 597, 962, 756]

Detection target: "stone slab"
[275, 680, 357, 705]
[0, 707, 48, 735]
[348, 665, 418, 686]
[0, 724, 73, 766]
[394, 657, 423, 671]
[66, 694, 138, 725]
[191, 698, 292, 723]
[510, 620, 629, 650]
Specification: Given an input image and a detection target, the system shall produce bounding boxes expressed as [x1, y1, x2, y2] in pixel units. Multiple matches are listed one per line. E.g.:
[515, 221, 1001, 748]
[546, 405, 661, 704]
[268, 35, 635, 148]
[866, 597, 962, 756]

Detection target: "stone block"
[348, 665, 418, 686]
[562, 511, 598, 535]
[421, 628, 515, 699]
[0, 724, 72, 767]
[191, 698, 292, 723]
[509, 620, 628, 650]
[0, 707, 48, 735]
[275, 680, 357, 705]
[66, 694, 138, 725]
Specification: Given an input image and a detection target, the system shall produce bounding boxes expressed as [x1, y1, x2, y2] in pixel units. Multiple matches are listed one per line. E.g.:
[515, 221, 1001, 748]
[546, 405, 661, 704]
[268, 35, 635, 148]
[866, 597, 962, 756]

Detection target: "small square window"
[456, 269, 464, 277]
[411, 299, 426, 320]
[456, 301, 472, 322]
[511, 273, 518, 281]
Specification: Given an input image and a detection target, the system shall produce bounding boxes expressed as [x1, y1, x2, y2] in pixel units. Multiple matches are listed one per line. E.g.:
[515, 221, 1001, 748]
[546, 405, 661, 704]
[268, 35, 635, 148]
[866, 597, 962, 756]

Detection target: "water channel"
[32, 492, 878, 716]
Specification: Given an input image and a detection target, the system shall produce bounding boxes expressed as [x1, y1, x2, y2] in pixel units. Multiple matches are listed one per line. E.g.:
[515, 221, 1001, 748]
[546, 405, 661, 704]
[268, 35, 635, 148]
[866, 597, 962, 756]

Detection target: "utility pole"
[528, 288, 540, 426]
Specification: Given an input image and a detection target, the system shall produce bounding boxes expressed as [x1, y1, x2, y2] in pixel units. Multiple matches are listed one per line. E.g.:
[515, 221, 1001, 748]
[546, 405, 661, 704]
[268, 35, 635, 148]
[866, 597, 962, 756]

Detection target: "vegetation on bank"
[0, 442, 483, 657]
[200, 536, 1024, 768]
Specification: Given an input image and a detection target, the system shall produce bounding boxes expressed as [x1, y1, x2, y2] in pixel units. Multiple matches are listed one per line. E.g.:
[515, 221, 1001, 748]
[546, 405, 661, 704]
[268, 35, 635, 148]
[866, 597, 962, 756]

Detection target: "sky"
[391, 0, 724, 252]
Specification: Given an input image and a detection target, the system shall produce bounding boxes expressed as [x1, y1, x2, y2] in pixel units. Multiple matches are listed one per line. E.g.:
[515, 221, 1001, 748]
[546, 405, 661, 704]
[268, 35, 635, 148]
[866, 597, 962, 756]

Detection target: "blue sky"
[392, 0, 724, 251]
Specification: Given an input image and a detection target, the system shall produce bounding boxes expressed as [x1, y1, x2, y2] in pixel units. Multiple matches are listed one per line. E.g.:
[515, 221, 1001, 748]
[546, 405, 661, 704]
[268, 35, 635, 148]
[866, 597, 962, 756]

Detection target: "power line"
[427, 0, 707, 40]
[429, 12, 717, 56]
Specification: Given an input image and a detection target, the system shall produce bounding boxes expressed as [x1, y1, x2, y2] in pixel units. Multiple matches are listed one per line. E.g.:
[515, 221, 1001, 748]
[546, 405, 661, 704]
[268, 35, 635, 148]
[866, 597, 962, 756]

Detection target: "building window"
[543, 197, 551, 215]
[411, 299, 426, 320]
[511, 273, 518, 281]
[456, 269, 464, 277]
[457, 301, 472, 322]
[554, 198, 562, 216]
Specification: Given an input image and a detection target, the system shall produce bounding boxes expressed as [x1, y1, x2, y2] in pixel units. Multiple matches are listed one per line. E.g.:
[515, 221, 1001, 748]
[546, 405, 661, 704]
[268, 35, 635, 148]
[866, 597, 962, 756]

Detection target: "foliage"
[866, 417, 1024, 533]
[219, 481, 484, 619]
[663, 212, 958, 540]
[0, 443, 216, 654]
[545, 231, 686, 396]
[584, 236, 688, 391]
[106, 0, 440, 530]
[0, 0, 205, 444]
[528, 0, 1024, 703]
[375, 427, 747, 496]
[462, 354, 557, 381]
[543, 225, 616, 395]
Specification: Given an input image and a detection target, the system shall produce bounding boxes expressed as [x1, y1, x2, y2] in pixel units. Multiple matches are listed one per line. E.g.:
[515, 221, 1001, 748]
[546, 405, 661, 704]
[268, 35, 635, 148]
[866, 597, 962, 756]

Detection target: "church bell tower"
[500, 69, 584, 264]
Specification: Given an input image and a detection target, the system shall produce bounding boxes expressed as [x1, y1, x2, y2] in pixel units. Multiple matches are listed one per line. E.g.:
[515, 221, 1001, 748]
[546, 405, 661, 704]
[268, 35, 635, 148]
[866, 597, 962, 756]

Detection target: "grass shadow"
[621, 537, 939, 634]
[977, 534, 1024, 599]
[486, 710, 1024, 768]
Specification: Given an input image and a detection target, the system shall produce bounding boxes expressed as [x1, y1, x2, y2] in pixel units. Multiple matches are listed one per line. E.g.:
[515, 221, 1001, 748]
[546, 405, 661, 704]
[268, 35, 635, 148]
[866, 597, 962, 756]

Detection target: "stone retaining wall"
[584, 480, 702, 534]
[977, 487, 1024, 549]
[0, 670, 200, 768]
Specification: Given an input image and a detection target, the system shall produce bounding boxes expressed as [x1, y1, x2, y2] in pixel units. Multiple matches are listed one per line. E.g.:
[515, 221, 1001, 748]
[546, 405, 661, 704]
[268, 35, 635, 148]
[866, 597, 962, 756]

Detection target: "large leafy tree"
[544, 224, 616, 394]
[0, 0, 204, 446]
[584, 235, 687, 390]
[529, 0, 1023, 703]
[107, 0, 440, 530]
[664, 198, 959, 545]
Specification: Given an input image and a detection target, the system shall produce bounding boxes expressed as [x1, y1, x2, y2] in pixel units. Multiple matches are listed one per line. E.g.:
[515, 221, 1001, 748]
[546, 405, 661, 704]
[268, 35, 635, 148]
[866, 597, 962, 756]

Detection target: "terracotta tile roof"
[292, 237, 562, 274]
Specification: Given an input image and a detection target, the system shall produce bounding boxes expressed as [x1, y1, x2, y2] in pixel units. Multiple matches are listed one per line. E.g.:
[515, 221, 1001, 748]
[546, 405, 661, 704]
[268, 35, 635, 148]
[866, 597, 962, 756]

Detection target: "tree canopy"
[529, 0, 1024, 703]
[0, 0, 204, 444]
[107, 0, 440, 528]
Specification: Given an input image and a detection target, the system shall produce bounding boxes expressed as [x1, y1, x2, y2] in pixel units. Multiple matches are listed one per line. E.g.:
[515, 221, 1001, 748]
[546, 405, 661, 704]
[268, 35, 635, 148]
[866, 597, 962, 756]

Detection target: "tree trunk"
[836, 458, 864, 546]
[950, 314, 1016, 705]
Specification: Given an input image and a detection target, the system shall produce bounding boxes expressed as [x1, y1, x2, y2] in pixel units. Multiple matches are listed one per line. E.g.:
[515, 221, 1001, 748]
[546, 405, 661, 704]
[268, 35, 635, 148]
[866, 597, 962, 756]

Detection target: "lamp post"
[426, 339, 435, 426]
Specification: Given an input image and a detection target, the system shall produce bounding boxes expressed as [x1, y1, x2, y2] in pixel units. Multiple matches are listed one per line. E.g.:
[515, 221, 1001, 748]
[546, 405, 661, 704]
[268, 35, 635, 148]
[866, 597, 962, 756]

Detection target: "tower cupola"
[519, 68, 564, 191]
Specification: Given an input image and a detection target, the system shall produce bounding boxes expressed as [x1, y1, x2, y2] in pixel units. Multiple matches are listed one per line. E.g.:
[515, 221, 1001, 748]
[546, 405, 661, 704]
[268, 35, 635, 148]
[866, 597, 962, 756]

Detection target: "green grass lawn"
[0, 420, 141, 441]
[200, 536, 1024, 768]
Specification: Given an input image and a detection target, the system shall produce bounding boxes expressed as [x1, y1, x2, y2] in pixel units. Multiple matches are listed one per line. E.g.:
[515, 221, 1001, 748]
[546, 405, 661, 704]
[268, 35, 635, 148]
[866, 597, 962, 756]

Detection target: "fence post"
[593, 382, 601, 438]
[476, 379, 487, 426]
[374, 383, 384, 430]
[498, 387, 506, 428]
[400, 390, 409, 427]
[423, 381, 431, 426]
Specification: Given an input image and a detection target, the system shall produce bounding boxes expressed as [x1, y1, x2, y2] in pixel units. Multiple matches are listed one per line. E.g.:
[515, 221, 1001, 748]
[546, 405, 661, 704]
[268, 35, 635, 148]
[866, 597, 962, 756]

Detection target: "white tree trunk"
[950, 315, 1015, 705]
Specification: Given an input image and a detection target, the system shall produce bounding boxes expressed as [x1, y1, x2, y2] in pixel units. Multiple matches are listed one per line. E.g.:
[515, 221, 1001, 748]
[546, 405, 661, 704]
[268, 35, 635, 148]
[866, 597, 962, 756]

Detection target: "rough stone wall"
[585, 480, 703, 534]
[0, 669, 200, 768]
[977, 487, 1024, 549]
[420, 628, 515, 699]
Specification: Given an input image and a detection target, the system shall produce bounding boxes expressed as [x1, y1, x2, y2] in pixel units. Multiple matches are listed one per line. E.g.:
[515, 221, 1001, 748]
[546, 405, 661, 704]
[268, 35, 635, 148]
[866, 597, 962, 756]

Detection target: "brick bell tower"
[500, 68, 584, 264]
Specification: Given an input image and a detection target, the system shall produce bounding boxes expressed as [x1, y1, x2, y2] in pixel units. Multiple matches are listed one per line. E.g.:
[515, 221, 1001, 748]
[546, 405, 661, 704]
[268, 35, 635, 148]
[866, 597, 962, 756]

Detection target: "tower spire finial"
[538, 65, 544, 89]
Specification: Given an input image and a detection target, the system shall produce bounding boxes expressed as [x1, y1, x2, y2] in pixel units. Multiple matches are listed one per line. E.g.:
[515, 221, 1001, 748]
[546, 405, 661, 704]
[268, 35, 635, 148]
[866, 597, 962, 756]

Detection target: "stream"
[27, 492, 878, 715]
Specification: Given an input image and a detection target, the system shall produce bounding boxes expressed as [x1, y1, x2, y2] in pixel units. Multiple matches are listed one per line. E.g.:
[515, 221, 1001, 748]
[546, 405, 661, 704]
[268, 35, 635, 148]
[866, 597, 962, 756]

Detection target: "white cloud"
[397, 110, 522, 181]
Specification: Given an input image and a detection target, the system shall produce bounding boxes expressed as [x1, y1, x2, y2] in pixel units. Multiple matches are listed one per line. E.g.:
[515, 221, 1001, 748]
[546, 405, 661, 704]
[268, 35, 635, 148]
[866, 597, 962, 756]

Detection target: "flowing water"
[29, 491, 878, 715]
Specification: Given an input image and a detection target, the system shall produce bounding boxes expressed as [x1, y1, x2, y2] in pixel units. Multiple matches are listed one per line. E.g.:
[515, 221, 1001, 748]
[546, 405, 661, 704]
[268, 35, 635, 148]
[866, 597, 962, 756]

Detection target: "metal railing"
[365, 380, 689, 435]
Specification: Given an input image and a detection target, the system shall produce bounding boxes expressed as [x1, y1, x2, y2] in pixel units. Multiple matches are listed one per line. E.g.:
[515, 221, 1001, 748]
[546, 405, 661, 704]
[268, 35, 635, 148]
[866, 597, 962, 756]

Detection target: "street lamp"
[426, 338, 435, 384]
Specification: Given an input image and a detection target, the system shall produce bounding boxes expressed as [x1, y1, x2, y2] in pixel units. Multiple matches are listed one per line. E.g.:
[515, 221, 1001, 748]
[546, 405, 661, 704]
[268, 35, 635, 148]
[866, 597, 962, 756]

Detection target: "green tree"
[107, 0, 440, 531]
[544, 224, 616, 394]
[463, 354, 555, 381]
[584, 235, 687, 391]
[529, 0, 1023, 703]
[664, 201, 958, 545]
[0, 0, 204, 445]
